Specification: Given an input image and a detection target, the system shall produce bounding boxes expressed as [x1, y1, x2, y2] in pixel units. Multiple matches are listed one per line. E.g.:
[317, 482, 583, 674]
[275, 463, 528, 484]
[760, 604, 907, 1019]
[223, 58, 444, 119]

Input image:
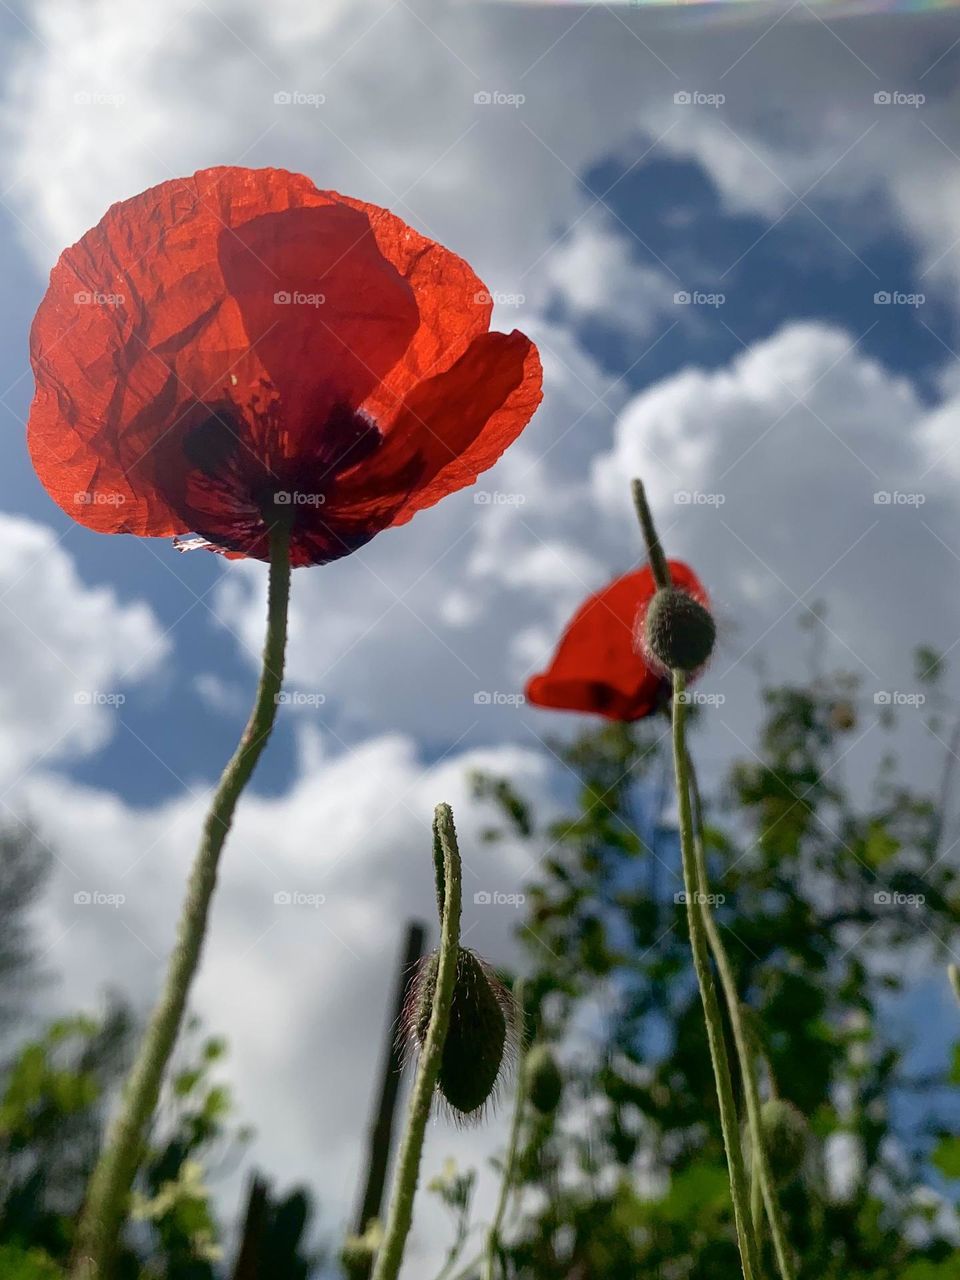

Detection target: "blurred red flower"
[525, 561, 707, 721]
[28, 167, 542, 566]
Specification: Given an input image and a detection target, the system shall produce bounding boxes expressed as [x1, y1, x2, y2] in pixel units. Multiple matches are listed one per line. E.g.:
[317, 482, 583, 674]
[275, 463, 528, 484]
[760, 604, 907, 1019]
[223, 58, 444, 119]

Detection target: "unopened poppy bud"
[760, 1099, 807, 1183]
[405, 947, 517, 1119]
[639, 587, 715, 674]
[524, 1044, 563, 1114]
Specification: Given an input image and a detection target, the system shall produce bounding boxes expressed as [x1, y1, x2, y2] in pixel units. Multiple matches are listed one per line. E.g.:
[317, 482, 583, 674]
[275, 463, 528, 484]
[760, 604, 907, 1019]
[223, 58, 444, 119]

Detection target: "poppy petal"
[525, 561, 707, 722]
[216, 201, 420, 441]
[330, 330, 542, 524]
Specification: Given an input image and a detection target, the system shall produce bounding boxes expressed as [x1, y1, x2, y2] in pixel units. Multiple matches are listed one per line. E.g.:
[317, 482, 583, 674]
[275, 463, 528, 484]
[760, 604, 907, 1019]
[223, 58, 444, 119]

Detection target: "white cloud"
[0, 513, 168, 784]
[541, 212, 677, 337]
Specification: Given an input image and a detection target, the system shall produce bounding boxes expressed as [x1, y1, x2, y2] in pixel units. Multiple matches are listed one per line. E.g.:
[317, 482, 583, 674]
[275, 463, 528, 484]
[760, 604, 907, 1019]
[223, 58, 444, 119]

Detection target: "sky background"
[3, 0, 960, 1272]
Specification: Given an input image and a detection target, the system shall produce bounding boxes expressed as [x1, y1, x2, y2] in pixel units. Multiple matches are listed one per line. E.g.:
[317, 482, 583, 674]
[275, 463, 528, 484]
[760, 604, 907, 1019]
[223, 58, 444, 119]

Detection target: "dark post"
[352, 920, 427, 1244]
[230, 1173, 270, 1280]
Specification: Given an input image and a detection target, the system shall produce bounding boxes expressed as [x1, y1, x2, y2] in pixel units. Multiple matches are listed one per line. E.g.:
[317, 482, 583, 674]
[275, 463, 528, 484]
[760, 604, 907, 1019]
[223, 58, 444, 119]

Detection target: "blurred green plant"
[466, 649, 960, 1278]
[0, 1001, 317, 1279]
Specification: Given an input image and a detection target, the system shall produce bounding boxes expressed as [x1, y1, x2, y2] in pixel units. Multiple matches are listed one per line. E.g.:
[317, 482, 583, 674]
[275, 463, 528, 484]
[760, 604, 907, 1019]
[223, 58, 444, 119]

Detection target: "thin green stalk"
[685, 751, 796, 1280]
[671, 671, 761, 1280]
[751, 1150, 764, 1240]
[631, 479, 671, 590]
[71, 520, 293, 1280]
[484, 981, 527, 1280]
[373, 804, 463, 1280]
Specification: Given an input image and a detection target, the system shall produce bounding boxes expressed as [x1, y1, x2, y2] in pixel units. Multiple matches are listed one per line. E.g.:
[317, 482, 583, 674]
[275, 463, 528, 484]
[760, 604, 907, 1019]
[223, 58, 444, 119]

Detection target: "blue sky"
[2, 0, 960, 1269]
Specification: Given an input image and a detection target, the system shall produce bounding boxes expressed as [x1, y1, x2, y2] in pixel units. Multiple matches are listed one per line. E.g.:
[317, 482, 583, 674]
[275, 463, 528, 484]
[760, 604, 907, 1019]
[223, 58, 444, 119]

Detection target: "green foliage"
[471, 658, 960, 1278]
[0, 1006, 263, 1278]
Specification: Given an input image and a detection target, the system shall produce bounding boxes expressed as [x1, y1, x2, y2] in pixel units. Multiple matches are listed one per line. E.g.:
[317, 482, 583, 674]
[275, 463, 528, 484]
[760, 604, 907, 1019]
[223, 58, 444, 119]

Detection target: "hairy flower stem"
[484, 980, 527, 1280]
[631, 475, 759, 1278]
[685, 750, 797, 1280]
[71, 520, 293, 1280]
[373, 805, 463, 1280]
[672, 671, 761, 1280]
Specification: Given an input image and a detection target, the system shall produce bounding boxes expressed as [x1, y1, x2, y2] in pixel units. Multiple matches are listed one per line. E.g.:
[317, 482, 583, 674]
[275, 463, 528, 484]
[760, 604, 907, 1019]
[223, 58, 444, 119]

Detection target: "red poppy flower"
[28, 167, 542, 567]
[525, 561, 708, 721]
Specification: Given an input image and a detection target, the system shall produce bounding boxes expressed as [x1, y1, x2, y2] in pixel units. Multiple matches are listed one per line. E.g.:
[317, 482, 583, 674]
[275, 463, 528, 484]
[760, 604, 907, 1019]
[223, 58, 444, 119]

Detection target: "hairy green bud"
[524, 1044, 563, 1114]
[640, 587, 716, 673]
[760, 1098, 807, 1184]
[405, 947, 516, 1120]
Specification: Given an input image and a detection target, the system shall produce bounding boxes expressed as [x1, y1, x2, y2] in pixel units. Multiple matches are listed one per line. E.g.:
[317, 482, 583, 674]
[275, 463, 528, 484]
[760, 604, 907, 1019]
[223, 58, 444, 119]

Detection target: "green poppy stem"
[671, 672, 762, 1280]
[685, 748, 796, 1280]
[631, 479, 671, 590]
[372, 804, 463, 1280]
[71, 519, 293, 1280]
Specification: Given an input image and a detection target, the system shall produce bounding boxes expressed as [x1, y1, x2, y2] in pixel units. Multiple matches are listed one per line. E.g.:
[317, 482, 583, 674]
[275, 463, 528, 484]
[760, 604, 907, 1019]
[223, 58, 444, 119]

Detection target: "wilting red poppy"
[28, 167, 542, 567]
[525, 561, 707, 721]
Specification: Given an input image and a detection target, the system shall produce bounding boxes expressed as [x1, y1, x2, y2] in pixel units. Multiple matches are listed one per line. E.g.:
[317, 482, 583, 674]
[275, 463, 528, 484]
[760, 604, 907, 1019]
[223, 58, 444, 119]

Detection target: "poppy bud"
[759, 1099, 807, 1184]
[639, 587, 715, 674]
[405, 947, 517, 1119]
[524, 1044, 563, 1114]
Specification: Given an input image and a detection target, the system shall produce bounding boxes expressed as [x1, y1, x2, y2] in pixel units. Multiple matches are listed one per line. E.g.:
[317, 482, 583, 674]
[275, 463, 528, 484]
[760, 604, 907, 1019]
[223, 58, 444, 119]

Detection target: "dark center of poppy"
[170, 395, 386, 563]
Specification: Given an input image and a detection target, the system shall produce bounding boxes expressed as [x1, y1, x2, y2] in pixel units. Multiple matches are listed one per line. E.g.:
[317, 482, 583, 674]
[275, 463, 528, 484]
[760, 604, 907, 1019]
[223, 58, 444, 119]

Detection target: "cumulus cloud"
[540, 211, 678, 337]
[0, 513, 168, 784]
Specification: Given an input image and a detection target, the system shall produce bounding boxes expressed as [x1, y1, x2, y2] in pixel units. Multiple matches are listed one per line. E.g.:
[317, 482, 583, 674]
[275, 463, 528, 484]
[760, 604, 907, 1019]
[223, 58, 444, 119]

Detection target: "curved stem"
[671, 671, 761, 1280]
[484, 981, 527, 1280]
[686, 748, 796, 1280]
[373, 804, 463, 1280]
[71, 521, 292, 1280]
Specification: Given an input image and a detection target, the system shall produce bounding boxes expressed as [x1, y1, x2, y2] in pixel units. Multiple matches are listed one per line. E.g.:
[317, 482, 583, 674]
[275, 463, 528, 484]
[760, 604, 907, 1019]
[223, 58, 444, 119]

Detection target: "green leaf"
[932, 1135, 960, 1179]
